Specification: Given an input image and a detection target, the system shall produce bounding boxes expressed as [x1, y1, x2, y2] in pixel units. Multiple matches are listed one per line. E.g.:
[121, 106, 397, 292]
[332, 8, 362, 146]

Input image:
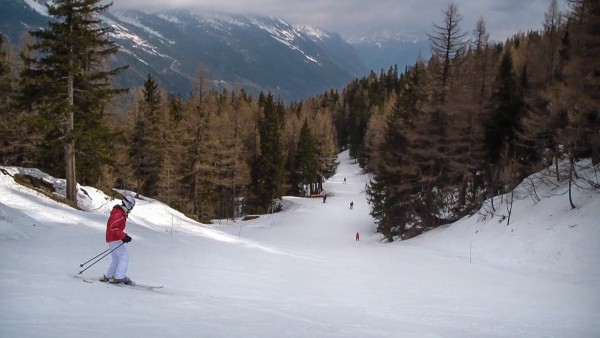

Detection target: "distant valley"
[1, 0, 428, 101]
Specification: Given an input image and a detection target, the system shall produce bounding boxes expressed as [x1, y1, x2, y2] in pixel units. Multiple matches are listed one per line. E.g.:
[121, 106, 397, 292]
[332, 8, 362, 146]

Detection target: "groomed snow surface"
[0, 151, 598, 337]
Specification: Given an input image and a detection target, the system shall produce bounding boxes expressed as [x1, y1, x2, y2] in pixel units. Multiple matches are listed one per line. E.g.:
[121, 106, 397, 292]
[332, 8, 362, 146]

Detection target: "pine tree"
[130, 74, 163, 197]
[365, 174, 395, 241]
[293, 119, 319, 195]
[483, 50, 527, 199]
[484, 51, 526, 165]
[19, 0, 125, 202]
[0, 35, 22, 165]
[367, 63, 425, 240]
[345, 83, 369, 161]
[249, 93, 286, 213]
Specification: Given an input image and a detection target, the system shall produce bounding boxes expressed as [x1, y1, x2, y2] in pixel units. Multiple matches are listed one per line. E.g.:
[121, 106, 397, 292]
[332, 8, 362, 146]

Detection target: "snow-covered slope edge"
[0, 166, 278, 251]
[405, 160, 599, 282]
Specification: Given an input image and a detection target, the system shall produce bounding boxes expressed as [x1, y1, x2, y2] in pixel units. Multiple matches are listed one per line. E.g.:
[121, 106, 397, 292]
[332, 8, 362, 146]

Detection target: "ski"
[110, 281, 164, 291]
[74, 275, 94, 283]
[74, 275, 164, 291]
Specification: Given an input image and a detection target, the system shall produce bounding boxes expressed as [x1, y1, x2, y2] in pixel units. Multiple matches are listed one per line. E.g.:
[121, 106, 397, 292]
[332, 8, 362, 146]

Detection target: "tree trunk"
[193, 127, 201, 217]
[65, 71, 77, 204]
[554, 149, 560, 181]
[232, 107, 238, 218]
[568, 156, 575, 209]
[506, 189, 514, 225]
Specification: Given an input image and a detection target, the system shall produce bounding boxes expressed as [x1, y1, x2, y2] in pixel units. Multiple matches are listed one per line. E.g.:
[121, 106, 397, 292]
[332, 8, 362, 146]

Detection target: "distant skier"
[355, 232, 360, 241]
[101, 195, 135, 285]
[350, 201, 353, 209]
[322, 193, 327, 203]
[343, 178, 346, 184]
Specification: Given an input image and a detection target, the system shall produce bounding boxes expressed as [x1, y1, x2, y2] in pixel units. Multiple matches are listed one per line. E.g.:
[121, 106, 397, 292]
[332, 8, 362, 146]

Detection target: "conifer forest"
[0, 0, 598, 240]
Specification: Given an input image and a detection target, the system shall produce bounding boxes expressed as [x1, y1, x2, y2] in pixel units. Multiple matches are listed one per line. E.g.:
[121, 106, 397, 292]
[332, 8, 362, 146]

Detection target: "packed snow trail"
[0, 150, 598, 337]
[233, 151, 376, 253]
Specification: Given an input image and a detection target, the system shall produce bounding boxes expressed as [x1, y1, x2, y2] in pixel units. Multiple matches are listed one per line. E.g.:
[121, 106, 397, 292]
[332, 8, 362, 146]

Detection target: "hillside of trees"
[335, 0, 599, 240]
[0, 0, 598, 238]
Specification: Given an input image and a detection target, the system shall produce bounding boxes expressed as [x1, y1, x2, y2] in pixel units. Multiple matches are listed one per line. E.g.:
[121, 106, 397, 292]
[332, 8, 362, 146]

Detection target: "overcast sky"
[111, 0, 566, 41]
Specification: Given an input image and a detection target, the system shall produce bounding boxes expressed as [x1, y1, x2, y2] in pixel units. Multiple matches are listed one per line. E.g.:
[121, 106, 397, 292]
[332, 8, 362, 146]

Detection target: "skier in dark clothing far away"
[355, 232, 360, 241]
[350, 201, 353, 209]
[101, 195, 135, 285]
[322, 193, 327, 203]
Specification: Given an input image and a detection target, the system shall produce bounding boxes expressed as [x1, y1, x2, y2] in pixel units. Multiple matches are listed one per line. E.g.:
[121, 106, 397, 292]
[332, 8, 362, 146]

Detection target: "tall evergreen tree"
[249, 93, 286, 213]
[19, 0, 125, 202]
[130, 74, 163, 197]
[293, 119, 319, 195]
[483, 50, 527, 200]
[367, 63, 425, 241]
[343, 82, 369, 161]
[0, 35, 22, 165]
[484, 51, 526, 165]
[366, 101, 409, 242]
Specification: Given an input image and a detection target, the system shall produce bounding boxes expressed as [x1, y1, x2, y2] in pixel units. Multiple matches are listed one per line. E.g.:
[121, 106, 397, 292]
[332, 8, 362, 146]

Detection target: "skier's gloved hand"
[122, 234, 132, 243]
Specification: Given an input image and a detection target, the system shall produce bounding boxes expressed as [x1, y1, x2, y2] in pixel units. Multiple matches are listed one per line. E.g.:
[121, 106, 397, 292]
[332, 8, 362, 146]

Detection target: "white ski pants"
[106, 240, 129, 279]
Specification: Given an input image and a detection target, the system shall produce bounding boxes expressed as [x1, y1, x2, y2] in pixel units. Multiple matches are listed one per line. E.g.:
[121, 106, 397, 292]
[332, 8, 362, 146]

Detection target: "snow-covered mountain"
[1, 151, 599, 337]
[349, 29, 431, 73]
[0, 0, 367, 101]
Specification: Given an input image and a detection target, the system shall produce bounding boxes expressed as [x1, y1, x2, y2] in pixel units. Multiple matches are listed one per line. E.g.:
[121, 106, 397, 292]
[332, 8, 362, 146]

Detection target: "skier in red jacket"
[101, 195, 135, 284]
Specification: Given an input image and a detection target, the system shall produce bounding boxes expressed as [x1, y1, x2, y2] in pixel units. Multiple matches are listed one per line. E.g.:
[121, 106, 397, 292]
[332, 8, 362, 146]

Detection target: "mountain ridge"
[1, 0, 424, 101]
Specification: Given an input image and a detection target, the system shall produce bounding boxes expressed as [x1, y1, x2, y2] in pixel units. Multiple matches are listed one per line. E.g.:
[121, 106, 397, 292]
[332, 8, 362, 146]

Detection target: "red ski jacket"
[106, 205, 128, 242]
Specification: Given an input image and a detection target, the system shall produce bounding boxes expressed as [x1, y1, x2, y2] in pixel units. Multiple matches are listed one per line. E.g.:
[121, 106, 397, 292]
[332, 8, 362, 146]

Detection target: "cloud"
[111, 0, 563, 40]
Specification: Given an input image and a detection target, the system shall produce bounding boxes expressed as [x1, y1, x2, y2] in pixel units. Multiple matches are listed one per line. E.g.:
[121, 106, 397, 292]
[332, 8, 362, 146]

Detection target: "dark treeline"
[0, 0, 598, 231]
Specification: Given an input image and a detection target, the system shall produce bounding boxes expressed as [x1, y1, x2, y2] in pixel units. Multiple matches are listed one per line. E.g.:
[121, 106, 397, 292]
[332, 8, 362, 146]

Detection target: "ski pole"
[78, 242, 124, 275]
[80, 248, 111, 267]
